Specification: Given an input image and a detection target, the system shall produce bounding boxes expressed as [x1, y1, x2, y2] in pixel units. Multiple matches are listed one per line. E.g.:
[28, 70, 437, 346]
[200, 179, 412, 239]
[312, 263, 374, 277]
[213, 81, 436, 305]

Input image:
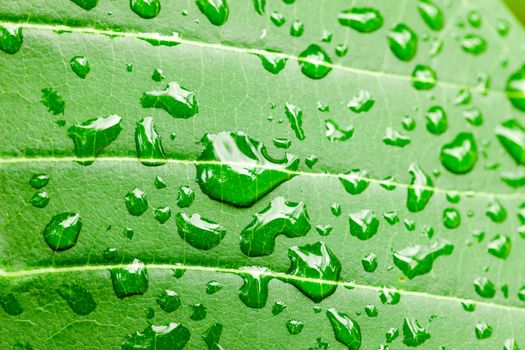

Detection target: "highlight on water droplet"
[393, 239, 454, 278]
[175, 213, 226, 250]
[141, 82, 198, 118]
[42, 212, 82, 251]
[326, 308, 361, 350]
[338, 7, 383, 33]
[388, 23, 418, 61]
[195, 0, 229, 26]
[297, 44, 332, 79]
[135, 117, 166, 166]
[130, 0, 161, 19]
[0, 25, 23, 54]
[111, 259, 148, 299]
[70, 56, 90, 79]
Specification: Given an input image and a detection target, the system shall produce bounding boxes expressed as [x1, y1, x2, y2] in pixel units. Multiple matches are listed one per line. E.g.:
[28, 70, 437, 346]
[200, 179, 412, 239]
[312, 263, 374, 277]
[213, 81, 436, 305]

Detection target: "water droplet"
[474, 323, 492, 340]
[440, 133, 478, 174]
[388, 24, 418, 61]
[348, 90, 375, 113]
[518, 287, 525, 301]
[349, 210, 379, 240]
[272, 301, 287, 315]
[196, 131, 298, 206]
[460, 34, 486, 55]
[141, 82, 198, 118]
[461, 300, 476, 312]
[386, 328, 399, 343]
[155, 289, 181, 313]
[443, 208, 460, 229]
[380, 176, 397, 191]
[364, 304, 378, 317]
[383, 211, 399, 225]
[335, 44, 348, 57]
[412, 65, 437, 90]
[383, 127, 411, 147]
[0, 25, 23, 54]
[284, 103, 305, 140]
[286, 241, 341, 302]
[496, 18, 510, 36]
[240, 197, 310, 257]
[43, 212, 82, 251]
[111, 259, 148, 299]
[379, 286, 400, 305]
[298, 44, 332, 79]
[503, 338, 519, 350]
[206, 280, 223, 294]
[417, 0, 444, 31]
[495, 119, 525, 164]
[362, 253, 377, 272]
[154, 176, 167, 189]
[0, 293, 23, 315]
[238, 266, 271, 308]
[407, 163, 434, 212]
[41, 88, 65, 115]
[506, 65, 525, 111]
[338, 7, 383, 33]
[124, 188, 148, 216]
[252, 0, 265, 15]
[176, 213, 226, 250]
[326, 308, 362, 350]
[154, 206, 171, 224]
[393, 239, 454, 279]
[256, 50, 288, 74]
[273, 137, 291, 149]
[195, 0, 229, 25]
[325, 119, 354, 142]
[290, 20, 304, 37]
[286, 319, 304, 335]
[30, 191, 50, 208]
[70, 56, 90, 79]
[70, 0, 98, 10]
[473, 277, 495, 298]
[176, 185, 194, 208]
[150, 68, 165, 82]
[145, 306, 155, 319]
[67, 115, 122, 165]
[402, 317, 431, 346]
[135, 117, 166, 166]
[339, 169, 369, 195]
[190, 303, 207, 320]
[425, 106, 447, 135]
[331, 202, 342, 216]
[430, 37, 443, 57]
[402, 115, 416, 131]
[487, 234, 511, 259]
[270, 12, 286, 27]
[467, 10, 481, 27]
[463, 108, 483, 126]
[486, 198, 507, 223]
[202, 323, 223, 350]
[30, 174, 49, 189]
[404, 219, 416, 231]
[103, 247, 118, 261]
[122, 322, 190, 350]
[57, 283, 96, 315]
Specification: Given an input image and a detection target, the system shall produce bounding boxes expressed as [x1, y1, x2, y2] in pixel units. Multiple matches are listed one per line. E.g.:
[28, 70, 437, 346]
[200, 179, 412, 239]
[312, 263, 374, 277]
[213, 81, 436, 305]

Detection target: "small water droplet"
[474, 322, 492, 340]
[383, 211, 399, 225]
[331, 202, 342, 217]
[335, 44, 348, 57]
[270, 12, 286, 27]
[487, 234, 511, 259]
[286, 319, 304, 334]
[135, 117, 166, 166]
[339, 169, 369, 195]
[190, 303, 207, 320]
[402, 115, 416, 131]
[425, 106, 447, 135]
[460, 34, 487, 55]
[70, 0, 98, 10]
[463, 108, 483, 126]
[256, 50, 288, 74]
[338, 7, 383, 33]
[326, 308, 361, 350]
[298, 44, 332, 79]
[272, 300, 287, 315]
[152, 68, 165, 82]
[155, 290, 181, 313]
[70, 56, 90, 79]
[176, 185, 195, 208]
[364, 304, 378, 317]
[349, 210, 379, 240]
[57, 283, 96, 315]
[284, 103, 305, 140]
[440, 133, 478, 174]
[130, 0, 161, 18]
[388, 23, 418, 61]
[176, 213, 226, 250]
[252, 0, 265, 15]
[412, 65, 437, 90]
[393, 239, 454, 278]
[154, 176, 167, 189]
[348, 90, 375, 113]
[379, 286, 401, 305]
[206, 280, 223, 294]
[443, 208, 461, 229]
[383, 127, 411, 147]
[154, 206, 171, 224]
[473, 276, 495, 298]
[0, 293, 23, 315]
[30, 174, 49, 189]
[43, 212, 82, 251]
[362, 253, 378, 272]
[386, 328, 399, 343]
[496, 18, 510, 36]
[124, 188, 148, 216]
[30, 191, 50, 208]
[290, 20, 304, 37]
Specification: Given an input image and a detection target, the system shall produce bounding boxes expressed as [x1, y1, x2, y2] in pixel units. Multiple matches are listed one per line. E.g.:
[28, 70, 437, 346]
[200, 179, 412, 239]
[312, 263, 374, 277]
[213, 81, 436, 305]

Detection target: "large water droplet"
[57, 283, 97, 315]
[425, 106, 447, 135]
[111, 259, 148, 299]
[195, 131, 299, 207]
[298, 44, 332, 79]
[67, 115, 122, 165]
[393, 239, 454, 279]
[130, 0, 161, 19]
[412, 65, 437, 90]
[286, 241, 341, 302]
[326, 308, 361, 350]
[43, 212, 82, 251]
[495, 119, 525, 164]
[388, 24, 417, 61]
[141, 82, 198, 118]
[156, 289, 181, 313]
[0, 25, 23, 54]
[440, 132, 478, 174]
[349, 210, 379, 240]
[417, 0, 444, 31]
[122, 322, 190, 350]
[238, 266, 271, 308]
[402, 317, 431, 346]
[124, 188, 149, 216]
[339, 169, 369, 195]
[284, 103, 305, 140]
[338, 7, 383, 33]
[176, 213, 226, 250]
[176, 185, 195, 208]
[135, 117, 166, 166]
[256, 50, 288, 74]
[506, 65, 525, 111]
[240, 197, 310, 257]
[460, 34, 487, 55]
[407, 163, 434, 212]
[195, 0, 229, 26]
[70, 56, 90, 79]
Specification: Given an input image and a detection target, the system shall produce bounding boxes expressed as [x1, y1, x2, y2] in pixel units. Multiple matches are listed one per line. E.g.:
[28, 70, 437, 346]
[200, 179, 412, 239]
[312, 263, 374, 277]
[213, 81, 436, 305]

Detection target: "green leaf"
[0, 0, 524, 349]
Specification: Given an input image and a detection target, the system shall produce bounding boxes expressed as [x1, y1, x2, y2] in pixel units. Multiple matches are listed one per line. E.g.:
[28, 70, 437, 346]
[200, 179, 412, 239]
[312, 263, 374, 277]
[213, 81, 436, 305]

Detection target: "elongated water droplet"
[252, 0, 265, 15]
[338, 7, 383, 33]
[43, 212, 82, 251]
[402, 317, 431, 346]
[393, 239, 454, 279]
[206, 280, 222, 294]
[30, 174, 49, 189]
[122, 322, 190, 350]
[473, 277, 495, 298]
[238, 266, 271, 308]
[407, 163, 433, 212]
[240, 197, 310, 257]
[412, 65, 437, 90]
[383, 127, 411, 147]
[70, 56, 90, 79]
[286, 241, 341, 302]
[326, 308, 361, 350]
[339, 169, 369, 195]
[176, 185, 194, 208]
[202, 323, 223, 350]
[57, 283, 96, 315]
[440, 132, 478, 174]
[348, 90, 374, 113]
[256, 50, 288, 74]
[67, 115, 122, 165]
[487, 234, 511, 259]
[325, 119, 354, 142]
[284, 103, 305, 140]
[176, 213, 226, 250]
[495, 119, 525, 164]
[461, 34, 487, 55]
[418, 0, 444, 31]
[111, 259, 148, 299]
[506, 65, 525, 111]
[0, 25, 23, 54]
[156, 289, 181, 313]
[349, 210, 379, 240]
[486, 198, 507, 223]
[41, 88, 65, 115]
[141, 82, 198, 118]
[125, 188, 148, 216]
[388, 24, 417, 61]
[298, 44, 332, 79]
[135, 117, 166, 166]
[130, 0, 161, 19]
[196, 0, 229, 26]
[196, 131, 299, 206]
[425, 106, 447, 135]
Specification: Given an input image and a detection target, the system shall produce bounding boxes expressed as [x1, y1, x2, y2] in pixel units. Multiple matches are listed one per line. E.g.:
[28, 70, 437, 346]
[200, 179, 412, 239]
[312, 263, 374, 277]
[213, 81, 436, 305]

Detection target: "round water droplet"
[30, 174, 49, 189]
[487, 234, 511, 259]
[440, 133, 478, 174]
[270, 12, 286, 27]
[425, 106, 447, 135]
[43, 212, 82, 251]
[176, 185, 195, 208]
[298, 44, 332, 79]
[443, 208, 461, 229]
[206, 280, 223, 294]
[460, 34, 487, 55]
[412, 65, 437, 90]
[388, 23, 418, 61]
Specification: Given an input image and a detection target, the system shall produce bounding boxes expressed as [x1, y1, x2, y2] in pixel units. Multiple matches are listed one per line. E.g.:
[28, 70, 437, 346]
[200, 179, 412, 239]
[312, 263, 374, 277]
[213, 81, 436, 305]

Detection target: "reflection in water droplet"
[383, 127, 411, 147]
[156, 289, 181, 313]
[67, 115, 122, 165]
[286, 319, 304, 335]
[195, 131, 299, 207]
[474, 323, 492, 340]
[43, 212, 82, 251]
[70, 56, 90, 79]
[440, 133, 478, 174]
[473, 277, 495, 298]
[402, 317, 431, 346]
[176, 213, 226, 250]
[412, 65, 437, 90]
[417, 0, 443, 31]
[124, 188, 149, 216]
[349, 210, 379, 240]
[339, 169, 369, 195]
[325, 119, 354, 142]
[141, 82, 198, 118]
[238, 266, 271, 308]
[388, 24, 417, 61]
[487, 234, 511, 259]
[240, 197, 310, 257]
[460, 34, 487, 55]
[0, 25, 23, 54]
[195, 0, 229, 26]
[284, 103, 305, 140]
[338, 7, 383, 33]
[122, 322, 190, 350]
[326, 308, 361, 350]
[298, 44, 332, 79]
[256, 50, 288, 74]
[111, 259, 149, 299]
[176, 185, 195, 208]
[495, 119, 525, 164]
[393, 239, 454, 279]
[286, 241, 341, 302]
[135, 117, 166, 166]
[57, 283, 97, 315]
[425, 106, 447, 135]
[30, 191, 50, 208]
[348, 90, 375, 113]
